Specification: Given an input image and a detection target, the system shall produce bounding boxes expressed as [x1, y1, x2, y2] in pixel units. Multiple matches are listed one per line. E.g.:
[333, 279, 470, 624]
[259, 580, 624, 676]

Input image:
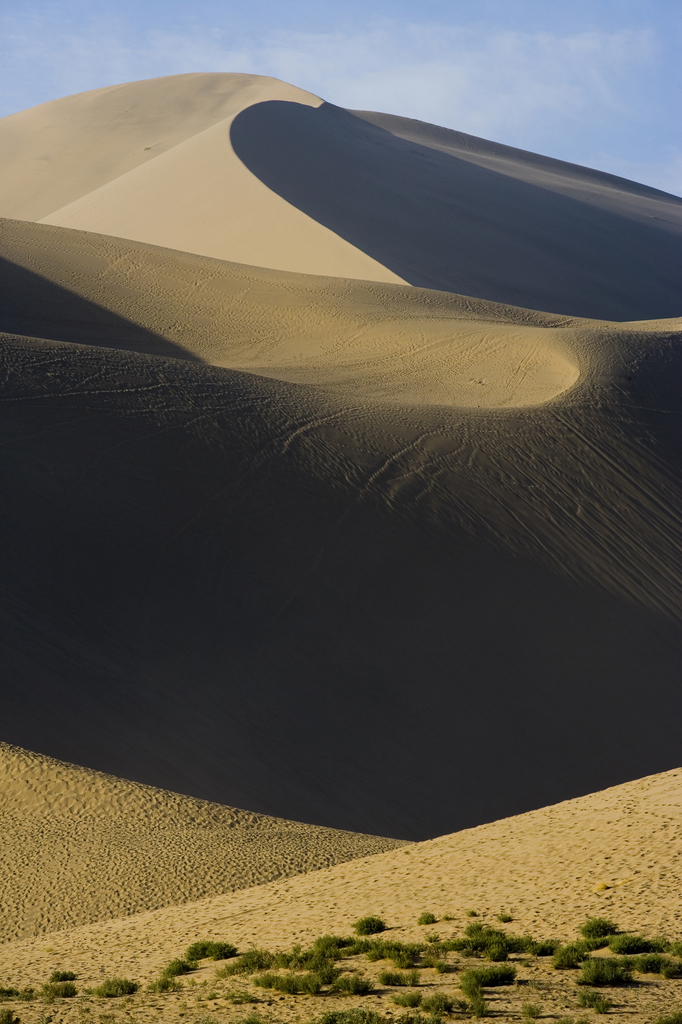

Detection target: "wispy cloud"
[1, 16, 679, 194]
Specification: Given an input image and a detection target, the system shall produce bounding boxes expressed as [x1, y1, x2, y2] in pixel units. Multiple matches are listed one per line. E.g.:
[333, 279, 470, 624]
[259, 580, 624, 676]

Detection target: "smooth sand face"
[0, 769, 680, 1023]
[1, 73, 681, 317]
[0, 742, 405, 942]
[0, 73, 681, 841]
[0, 218, 581, 409]
[1, 218, 680, 841]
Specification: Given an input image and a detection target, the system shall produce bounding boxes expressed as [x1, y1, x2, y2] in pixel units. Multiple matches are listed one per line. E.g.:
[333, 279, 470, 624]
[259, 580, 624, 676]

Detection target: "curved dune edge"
[2, 72, 680, 319]
[0, 219, 601, 408]
[0, 770, 680, 999]
[0, 743, 405, 942]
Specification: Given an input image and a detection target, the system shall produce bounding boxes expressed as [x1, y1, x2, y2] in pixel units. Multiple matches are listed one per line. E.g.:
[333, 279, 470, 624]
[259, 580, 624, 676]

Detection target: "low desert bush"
[526, 938, 561, 956]
[0, 990, 19, 1000]
[354, 918, 387, 936]
[522, 1005, 542, 1020]
[392, 992, 422, 1008]
[580, 918, 618, 940]
[577, 989, 612, 1013]
[420, 993, 454, 1015]
[314, 1010, 385, 1024]
[94, 977, 139, 997]
[417, 914, 437, 926]
[608, 934, 652, 954]
[468, 993, 489, 1018]
[48, 972, 76, 983]
[497, 914, 513, 923]
[552, 943, 590, 969]
[162, 959, 196, 978]
[41, 981, 77, 998]
[254, 971, 322, 995]
[218, 949, 275, 976]
[378, 971, 418, 987]
[632, 953, 680, 976]
[449, 922, 524, 960]
[148, 976, 183, 993]
[576, 958, 632, 986]
[363, 940, 423, 968]
[0, 1011, 20, 1024]
[460, 965, 516, 988]
[466, 911, 478, 918]
[186, 940, 237, 961]
[333, 974, 375, 995]
[655, 1015, 682, 1024]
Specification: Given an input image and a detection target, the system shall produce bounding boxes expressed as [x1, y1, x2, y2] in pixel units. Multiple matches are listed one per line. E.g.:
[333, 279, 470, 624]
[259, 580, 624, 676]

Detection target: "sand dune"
[0, 769, 680, 1023]
[0, 742, 404, 942]
[1, 213, 680, 840]
[2, 73, 681, 317]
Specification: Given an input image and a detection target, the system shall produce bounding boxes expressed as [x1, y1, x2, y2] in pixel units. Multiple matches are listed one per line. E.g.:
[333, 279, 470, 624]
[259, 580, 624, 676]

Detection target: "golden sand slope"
[2, 73, 681, 318]
[0, 743, 404, 942]
[0, 770, 680, 1023]
[0, 219, 681, 841]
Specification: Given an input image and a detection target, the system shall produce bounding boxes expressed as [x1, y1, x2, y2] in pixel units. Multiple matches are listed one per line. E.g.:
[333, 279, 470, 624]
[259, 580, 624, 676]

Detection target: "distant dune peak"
[1, 71, 680, 318]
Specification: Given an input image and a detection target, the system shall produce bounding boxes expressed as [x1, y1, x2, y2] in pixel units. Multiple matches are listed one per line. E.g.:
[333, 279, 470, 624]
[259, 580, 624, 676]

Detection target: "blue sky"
[2, 0, 681, 195]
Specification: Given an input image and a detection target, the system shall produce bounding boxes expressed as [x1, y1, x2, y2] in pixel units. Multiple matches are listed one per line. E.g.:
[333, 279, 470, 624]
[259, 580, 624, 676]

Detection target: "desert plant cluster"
[1, 915, 682, 1022]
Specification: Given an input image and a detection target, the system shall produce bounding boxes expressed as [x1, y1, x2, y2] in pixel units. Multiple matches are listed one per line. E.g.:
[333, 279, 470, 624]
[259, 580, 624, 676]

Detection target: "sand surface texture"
[1, 213, 681, 841]
[1, 74, 681, 842]
[1, 72, 681, 318]
[0, 769, 680, 1022]
[0, 743, 404, 942]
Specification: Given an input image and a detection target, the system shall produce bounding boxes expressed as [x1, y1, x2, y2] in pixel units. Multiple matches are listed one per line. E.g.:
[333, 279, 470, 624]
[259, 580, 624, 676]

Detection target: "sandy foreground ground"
[0, 743, 404, 942]
[0, 768, 681, 1022]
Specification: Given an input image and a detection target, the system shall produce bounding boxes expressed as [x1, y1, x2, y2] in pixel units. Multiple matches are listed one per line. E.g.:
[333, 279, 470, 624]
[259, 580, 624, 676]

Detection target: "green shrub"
[552, 943, 590, 969]
[450, 922, 524, 959]
[186, 940, 237, 961]
[162, 959, 196, 977]
[421, 993, 454, 1015]
[497, 914, 513, 923]
[0, 990, 19, 1000]
[577, 989, 612, 1013]
[580, 918, 618, 940]
[94, 978, 139, 997]
[460, 965, 515, 988]
[42, 981, 77, 999]
[466, 911, 478, 918]
[378, 971, 418, 987]
[333, 974, 375, 995]
[522, 1005, 542, 1020]
[314, 1011, 385, 1024]
[576, 958, 632, 986]
[354, 918, 387, 936]
[393, 992, 422, 1008]
[48, 972, 76, 983]
[253, 971, 322, 995]
[0, 1011, 20, 1024]
[670, 942, 682, 958]
[363, 940, 423, 968]
[312, 936, 355, 958]
[655, 1015, 682, 1024]
[148, 976, 183, 993]
[218, 949, 275, 975]
[608, 934, 652, 954]
[468, 993, 489, 1018]
[525, 938, 560, 956]
[417, 914, 437, 926]
[631, 953, 680, 976]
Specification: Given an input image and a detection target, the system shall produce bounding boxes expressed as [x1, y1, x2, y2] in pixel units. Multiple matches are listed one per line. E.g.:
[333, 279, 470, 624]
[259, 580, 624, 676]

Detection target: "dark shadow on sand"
[230, 101, 682, 321]
[0, 256, 202, 361]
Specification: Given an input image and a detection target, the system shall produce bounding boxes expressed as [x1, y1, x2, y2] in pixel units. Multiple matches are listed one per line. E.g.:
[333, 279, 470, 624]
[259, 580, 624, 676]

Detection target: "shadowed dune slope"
[0, 743, 404, 941]
[1, 73, 681, 317]
[0, 220, 681, 840]
[1, 769, 681, 996]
